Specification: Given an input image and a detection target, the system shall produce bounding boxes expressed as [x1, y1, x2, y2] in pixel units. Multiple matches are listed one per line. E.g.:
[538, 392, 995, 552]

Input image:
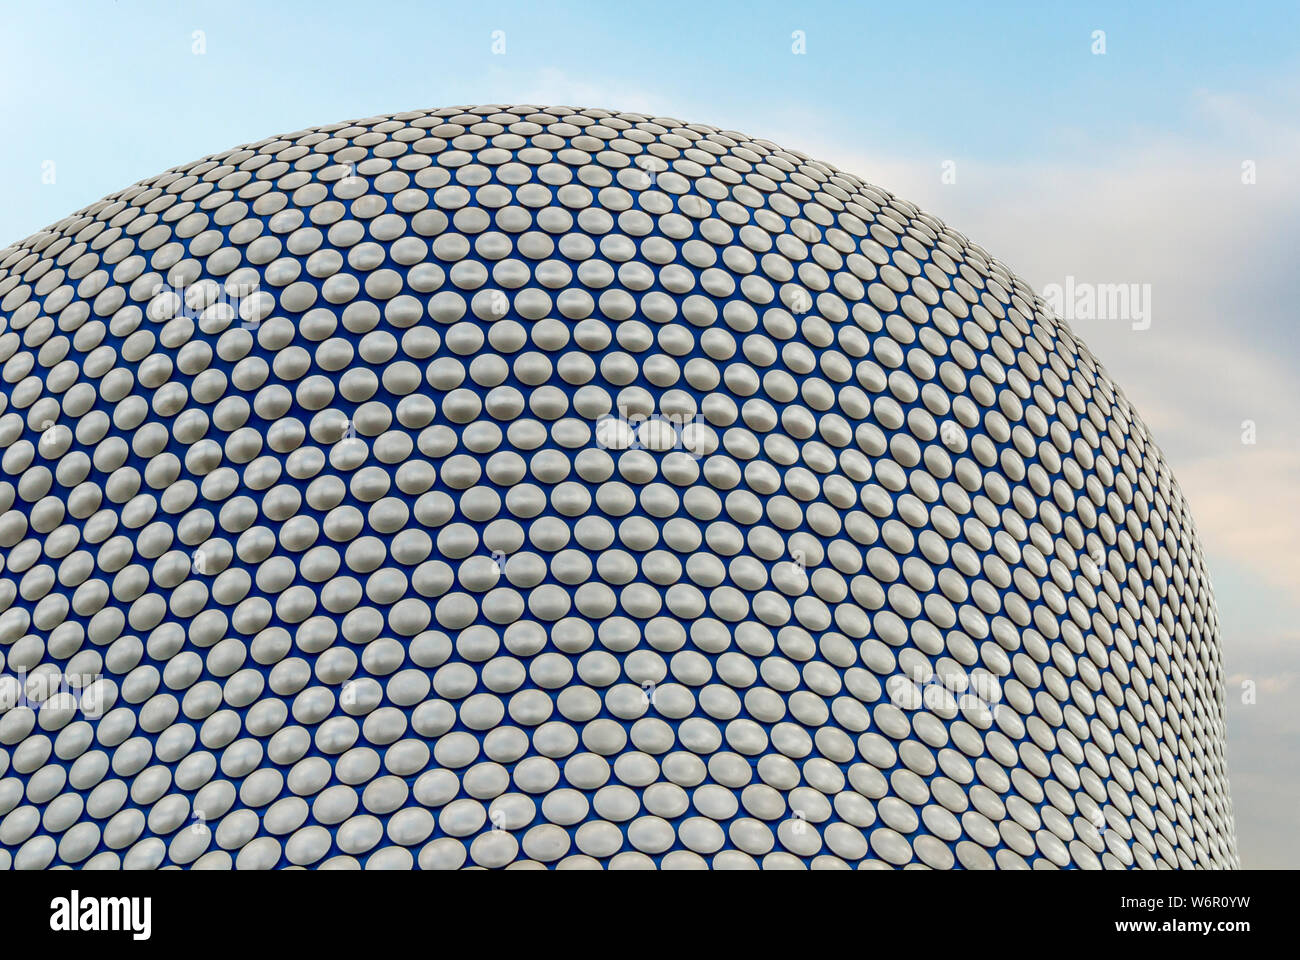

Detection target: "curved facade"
[0, 105, 1237, 869]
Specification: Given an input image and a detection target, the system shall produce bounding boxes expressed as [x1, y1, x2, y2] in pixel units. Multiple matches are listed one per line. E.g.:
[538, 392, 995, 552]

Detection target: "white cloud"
[778, 89, 1300, 867]
[787, 91, 1300, 606]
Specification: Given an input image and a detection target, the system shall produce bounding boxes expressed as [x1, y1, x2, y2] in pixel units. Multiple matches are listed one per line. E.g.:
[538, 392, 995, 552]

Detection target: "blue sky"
[1, 0, 1296, 245]
[1, 0, 1297, 867]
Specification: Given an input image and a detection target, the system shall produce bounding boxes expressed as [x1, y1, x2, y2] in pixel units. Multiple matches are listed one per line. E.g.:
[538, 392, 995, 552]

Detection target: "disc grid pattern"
[0, 105, 1238, 870]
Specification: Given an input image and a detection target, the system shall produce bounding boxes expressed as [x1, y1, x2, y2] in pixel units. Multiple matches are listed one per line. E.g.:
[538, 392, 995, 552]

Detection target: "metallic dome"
[0, 105, 1237, 869]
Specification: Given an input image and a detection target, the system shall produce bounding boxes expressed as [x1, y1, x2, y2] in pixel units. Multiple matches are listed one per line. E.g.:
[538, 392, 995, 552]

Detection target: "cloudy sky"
[1, 0, 1295, 867]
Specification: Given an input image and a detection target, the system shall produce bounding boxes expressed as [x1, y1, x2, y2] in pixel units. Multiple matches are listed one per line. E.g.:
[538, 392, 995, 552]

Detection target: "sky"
[1, 0, 1296, 867]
